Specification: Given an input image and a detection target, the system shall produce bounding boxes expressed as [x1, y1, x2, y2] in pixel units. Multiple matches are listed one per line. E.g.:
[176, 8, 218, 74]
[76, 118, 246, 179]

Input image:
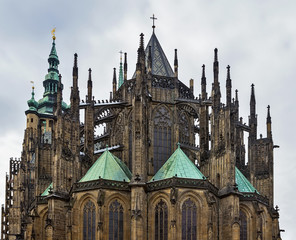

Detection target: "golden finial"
[51, 28, 56, 40]
[30, 81, 35, 90]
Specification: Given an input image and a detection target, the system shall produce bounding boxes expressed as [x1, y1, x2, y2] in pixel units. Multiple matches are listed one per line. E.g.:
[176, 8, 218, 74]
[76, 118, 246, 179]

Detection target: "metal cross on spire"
[150, 14, 157, 32]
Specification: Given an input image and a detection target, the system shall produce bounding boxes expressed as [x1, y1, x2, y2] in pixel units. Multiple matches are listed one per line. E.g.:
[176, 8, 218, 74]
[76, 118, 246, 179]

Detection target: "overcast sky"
[0, 0, 295, 238]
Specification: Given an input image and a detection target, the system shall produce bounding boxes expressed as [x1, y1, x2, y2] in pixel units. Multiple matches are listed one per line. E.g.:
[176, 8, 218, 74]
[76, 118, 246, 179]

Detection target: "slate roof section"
[80, 149, 132, 182]
[235, 167, 259, 193]
[150, 144, 205, 181]
[133, 32, 174, 78]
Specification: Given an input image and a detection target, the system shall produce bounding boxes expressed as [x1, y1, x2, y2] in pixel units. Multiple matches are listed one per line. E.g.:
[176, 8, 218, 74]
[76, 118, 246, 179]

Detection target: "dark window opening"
[182, 198, 197, 240]
[109, 200, 124, 240]
[83, 200, 96, 240]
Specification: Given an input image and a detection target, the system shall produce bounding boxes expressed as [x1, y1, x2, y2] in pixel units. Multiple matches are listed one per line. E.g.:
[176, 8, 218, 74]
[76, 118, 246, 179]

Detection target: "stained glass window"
[155, 200, 168, 240]
[182, 199, 197, 240]
[153, 106, 172, 173]
[240, 210, 247, 240]
[109, 200, 124, 240]
[83, 200, 96, 240]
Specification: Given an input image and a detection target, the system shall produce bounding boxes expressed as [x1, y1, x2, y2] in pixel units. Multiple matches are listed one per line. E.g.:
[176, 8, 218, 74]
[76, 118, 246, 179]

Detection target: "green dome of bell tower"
[37, 31, 68, 114]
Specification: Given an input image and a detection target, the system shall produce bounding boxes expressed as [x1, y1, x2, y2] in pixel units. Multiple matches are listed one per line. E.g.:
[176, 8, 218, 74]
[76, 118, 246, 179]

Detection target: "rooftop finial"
[214, 48, 218, 62]
[202, 64, 205, 78]
[51, 28, 56, 40]
[139, 33, 144, 49]
[30, 81, 35, 90]
[267, 105, 271, 121]
[227, 65, 231, 80]
[74, 53, 78, 68]
[150, 14, 157, 32]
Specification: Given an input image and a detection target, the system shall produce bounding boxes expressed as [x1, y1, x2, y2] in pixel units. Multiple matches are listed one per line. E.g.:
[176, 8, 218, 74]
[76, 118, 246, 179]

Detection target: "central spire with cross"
[150, 14, 157, 32]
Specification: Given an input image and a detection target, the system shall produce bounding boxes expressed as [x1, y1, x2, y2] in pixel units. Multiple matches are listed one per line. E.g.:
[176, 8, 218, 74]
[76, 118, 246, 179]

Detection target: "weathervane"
[30, 81, 35, 89]
[51, 28, 56, 40]
[150, 14, 157, 32]
[119, 50, 123, 62]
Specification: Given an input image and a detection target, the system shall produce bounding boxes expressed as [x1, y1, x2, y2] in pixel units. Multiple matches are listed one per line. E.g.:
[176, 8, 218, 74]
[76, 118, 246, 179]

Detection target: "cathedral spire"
[113, 67, 117, 95]
[212, 48, 221, 111]
[136, 33, 145, 73]
[72, 53, 78, 89]
[201, 64, 207, 100]
[267, 105, 272, 139]
[71, 53, 80, 120]
[249, 84, 257, 140]
[118, 51, 124, 88]
[174, 49, 178, 78]
[87, 68, 93, 103]
[226, 65, 232, 107]
[124, 52, 127, 81]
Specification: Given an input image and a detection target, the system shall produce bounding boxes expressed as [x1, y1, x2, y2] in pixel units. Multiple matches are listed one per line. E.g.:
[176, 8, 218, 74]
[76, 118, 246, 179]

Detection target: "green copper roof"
[27, 87, 38, 111]
[80, 149, 132, 182]
[151, 144, 205, 181]
[235, 167, 259, 193]
[41, 182, 53, 196]
[118, 60, 124, 88]
[48, 39, 59, 62]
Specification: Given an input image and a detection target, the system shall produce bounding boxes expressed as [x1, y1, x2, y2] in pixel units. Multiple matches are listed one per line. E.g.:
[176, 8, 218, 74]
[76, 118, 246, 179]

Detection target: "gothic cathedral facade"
[1, 26, 282, 239]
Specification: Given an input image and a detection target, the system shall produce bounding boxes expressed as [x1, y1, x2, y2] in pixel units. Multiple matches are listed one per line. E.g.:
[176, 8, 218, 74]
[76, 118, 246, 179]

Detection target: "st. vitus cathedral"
[1, 21, 282, 240]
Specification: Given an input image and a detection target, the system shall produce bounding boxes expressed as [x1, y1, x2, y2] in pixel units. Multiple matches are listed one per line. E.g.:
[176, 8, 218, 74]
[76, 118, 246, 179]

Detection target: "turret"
[87, 68, 93, 103]
[226, 65, 232, 107]
[267, 105, 272, 139]
[174, 49, 178, 78]
[112, 67, 117, 96]
[249, 84, 257, 141]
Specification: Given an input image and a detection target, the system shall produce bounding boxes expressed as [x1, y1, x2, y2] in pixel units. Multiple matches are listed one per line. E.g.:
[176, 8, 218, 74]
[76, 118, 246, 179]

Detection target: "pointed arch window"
[109, 200, 124, 240]
[240, 210, 247, 240]
[153, 106, 172, 173]
[155, 199, 168, 240]
[182, 198, 197, 240]
[83, 200, 96, 240]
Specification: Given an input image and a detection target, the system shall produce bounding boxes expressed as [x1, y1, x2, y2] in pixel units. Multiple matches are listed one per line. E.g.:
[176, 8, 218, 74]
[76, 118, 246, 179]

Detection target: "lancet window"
[155, 200, 168, 240]
[181, 198, 197, 240]
[240, 210, 248, 240]
[153, 106, 172, 173]
[109, 200, 124, 240]
[83, 200, 96, 240]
